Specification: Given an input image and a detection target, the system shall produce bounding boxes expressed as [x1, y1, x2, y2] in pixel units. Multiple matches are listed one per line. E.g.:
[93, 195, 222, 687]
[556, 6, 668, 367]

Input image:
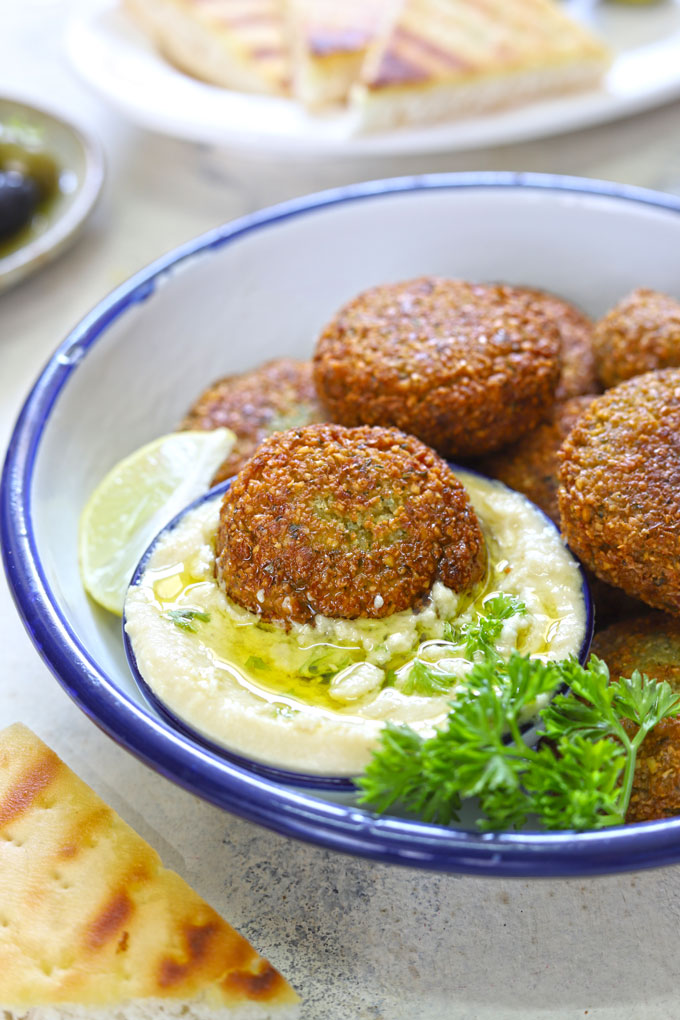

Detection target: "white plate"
[66, 0, 680, 156]
[0, 96, 104, 291]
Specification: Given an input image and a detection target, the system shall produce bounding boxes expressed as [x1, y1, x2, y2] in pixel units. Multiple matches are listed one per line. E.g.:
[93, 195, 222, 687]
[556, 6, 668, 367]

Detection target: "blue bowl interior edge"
[3, 171, 680, 878]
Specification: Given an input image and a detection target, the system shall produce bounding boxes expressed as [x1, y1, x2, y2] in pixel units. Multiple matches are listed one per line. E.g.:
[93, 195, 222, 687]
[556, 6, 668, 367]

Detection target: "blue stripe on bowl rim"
[3, 171, 680, 877]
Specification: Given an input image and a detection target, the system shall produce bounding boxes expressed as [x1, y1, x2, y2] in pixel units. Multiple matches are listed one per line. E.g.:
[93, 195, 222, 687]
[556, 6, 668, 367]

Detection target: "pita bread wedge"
[352, 0, 610, 131]
[285, 0, 391, 108]
[0, 723, 300, 1019]
[123, 0, 290, 95]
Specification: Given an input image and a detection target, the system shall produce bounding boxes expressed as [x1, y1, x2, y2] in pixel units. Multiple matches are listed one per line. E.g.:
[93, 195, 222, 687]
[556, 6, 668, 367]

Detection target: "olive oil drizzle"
[147, 524, 562, 713]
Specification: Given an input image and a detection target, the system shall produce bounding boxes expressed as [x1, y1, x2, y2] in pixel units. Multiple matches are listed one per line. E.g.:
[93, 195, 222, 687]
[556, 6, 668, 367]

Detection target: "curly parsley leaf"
[612, 668, 680, 733]
[523, 736, 626, 832]
[538, 657, 619, 743]
[356, 652, 680, 832]
[400, 659, 456, 696]
[357, 653, 554, 828]
[443, 593, 527, 662]
[358, 722, 461, 825]
[398, 595, 528, 698]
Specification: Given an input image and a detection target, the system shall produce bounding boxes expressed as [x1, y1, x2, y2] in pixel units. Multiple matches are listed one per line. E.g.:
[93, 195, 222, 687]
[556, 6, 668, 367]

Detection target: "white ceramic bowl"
[4, 173, 680, 876]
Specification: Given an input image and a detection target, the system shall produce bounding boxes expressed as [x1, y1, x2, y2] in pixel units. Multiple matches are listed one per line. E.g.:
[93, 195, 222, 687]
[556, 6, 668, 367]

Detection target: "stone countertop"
[3, 4, 680, 1018]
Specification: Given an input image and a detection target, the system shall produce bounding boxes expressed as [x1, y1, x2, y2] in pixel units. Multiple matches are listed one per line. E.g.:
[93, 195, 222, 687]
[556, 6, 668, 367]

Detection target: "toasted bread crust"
[0, 724, 299, 1012]
[352, 0, 608, 129]
[124, 0, 290, 94]
[360, 0, 608, 91]
[286, 0, 388, 106]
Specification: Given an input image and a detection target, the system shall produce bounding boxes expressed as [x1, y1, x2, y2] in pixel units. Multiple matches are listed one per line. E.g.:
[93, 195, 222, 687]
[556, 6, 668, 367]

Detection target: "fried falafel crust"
[587, 576, 647, 631]
[558, 369, 680, 616]
[592, 288, 680, 390]
[590, 613, 680, 689]
[525, 290, 598, 401]
[625, 717, 680, 824]
[215, 423, 486, 624]
[313, 278, 562, 459]
[481, 395, 594, 524]
[181, 358, 326, 482]
[592, 614, 680, 823]
[479, 392, 643, 627]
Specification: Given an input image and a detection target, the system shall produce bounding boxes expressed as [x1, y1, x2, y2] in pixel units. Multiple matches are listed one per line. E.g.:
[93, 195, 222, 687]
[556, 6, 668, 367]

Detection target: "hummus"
[124, 470, 588, 776]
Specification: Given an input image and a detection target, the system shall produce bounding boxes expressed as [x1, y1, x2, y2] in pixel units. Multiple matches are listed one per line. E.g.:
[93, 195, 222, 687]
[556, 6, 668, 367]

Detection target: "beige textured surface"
[5, 3, 680, 1018]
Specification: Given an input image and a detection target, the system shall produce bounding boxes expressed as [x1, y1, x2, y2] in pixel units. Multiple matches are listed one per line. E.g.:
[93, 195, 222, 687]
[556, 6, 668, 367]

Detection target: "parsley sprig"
[402, 593, 527, 697]
[356, 654, 680, 831]
[443, 593, 527, 663]
[399, 659, 457, 697]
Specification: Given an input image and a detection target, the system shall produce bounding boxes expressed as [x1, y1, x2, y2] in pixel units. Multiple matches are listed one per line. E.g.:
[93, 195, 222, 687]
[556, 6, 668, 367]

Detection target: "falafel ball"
[215, 423, 486, 624]
[525, 290, 597, 401]
[626, 717, 680, 824]
[558, 369, 680, 616]
[590, 613, 680, 689]
[592, 288, 680, 390]
[480, 395, 595, 524]
[313, 278, 562, 459]
[181, 358, 326, 483]
[592, 614, 680, 823]
[586, 577, 647, 632]
[478, 393, 644, 628]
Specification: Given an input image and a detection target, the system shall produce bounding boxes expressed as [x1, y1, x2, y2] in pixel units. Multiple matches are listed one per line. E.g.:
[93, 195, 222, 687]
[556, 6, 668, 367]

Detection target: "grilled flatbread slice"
[0, 723, 299, 1018]
[123, 0, 290, 95]
[285, 0, 392, 108]
[352, 0, 610, 131]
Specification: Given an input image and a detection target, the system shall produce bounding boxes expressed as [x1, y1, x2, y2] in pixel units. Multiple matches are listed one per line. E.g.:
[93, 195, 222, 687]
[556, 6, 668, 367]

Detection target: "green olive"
[0, 142, 59, 200]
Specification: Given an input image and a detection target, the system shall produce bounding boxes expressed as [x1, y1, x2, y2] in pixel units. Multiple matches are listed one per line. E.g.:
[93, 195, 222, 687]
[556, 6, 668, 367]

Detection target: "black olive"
[0, 142, 59, 199]
[0, 170, 39, 241]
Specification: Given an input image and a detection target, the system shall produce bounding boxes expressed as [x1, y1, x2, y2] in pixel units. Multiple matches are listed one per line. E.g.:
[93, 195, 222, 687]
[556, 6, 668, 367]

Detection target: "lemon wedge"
[78, 428, 235, 615]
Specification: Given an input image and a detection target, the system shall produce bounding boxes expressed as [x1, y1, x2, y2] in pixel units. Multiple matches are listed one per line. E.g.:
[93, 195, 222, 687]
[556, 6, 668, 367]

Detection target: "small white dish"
[67, 0, 680, 156]
[0, 96, 104, 292]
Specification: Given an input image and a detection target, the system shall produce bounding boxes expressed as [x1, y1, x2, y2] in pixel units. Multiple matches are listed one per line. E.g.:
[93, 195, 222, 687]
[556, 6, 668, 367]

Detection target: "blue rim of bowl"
[4, 171, 680, 876]
[122, 472, 593, 792]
